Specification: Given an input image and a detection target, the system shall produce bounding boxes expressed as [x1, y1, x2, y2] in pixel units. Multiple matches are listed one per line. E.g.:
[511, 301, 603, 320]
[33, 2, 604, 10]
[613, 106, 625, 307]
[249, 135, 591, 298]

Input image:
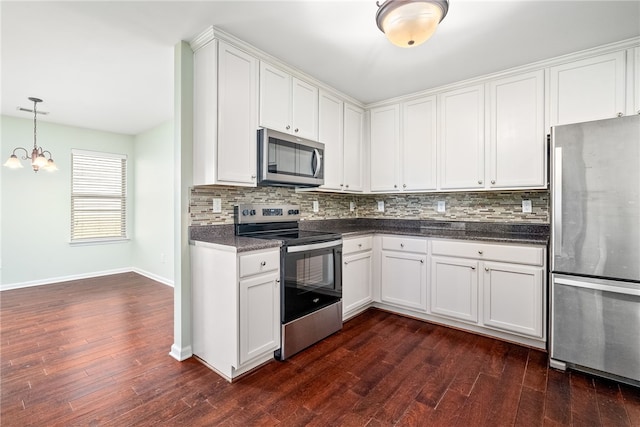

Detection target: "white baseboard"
[132, 268, 174, 287]
[1, 267, 174, 291]
[0, 268, 132, 291]
[170, 343, 193, 361]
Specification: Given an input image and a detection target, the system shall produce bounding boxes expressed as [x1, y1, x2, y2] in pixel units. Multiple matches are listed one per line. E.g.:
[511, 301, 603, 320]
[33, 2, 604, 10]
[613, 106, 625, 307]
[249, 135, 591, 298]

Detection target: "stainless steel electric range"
[234, 204, 343, 360]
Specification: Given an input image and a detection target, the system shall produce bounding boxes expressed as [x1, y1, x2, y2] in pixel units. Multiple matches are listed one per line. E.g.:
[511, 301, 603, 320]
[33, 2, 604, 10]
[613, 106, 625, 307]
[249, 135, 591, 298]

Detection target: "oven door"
[283, 240, 342, 323]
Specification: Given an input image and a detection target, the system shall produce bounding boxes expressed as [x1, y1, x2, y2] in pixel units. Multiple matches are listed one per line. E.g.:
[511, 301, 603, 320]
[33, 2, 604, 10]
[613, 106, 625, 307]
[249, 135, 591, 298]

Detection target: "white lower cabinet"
[430, 256, 479, 323]
[342, 251, 373, 320]
[379, 236, 428, 312]
[191, 244, 280, 381]
[482, 262, 543, 337]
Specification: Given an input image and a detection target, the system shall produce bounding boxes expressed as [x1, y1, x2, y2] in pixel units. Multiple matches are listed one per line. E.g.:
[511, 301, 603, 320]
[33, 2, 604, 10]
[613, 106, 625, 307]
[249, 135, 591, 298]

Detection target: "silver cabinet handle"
[491, 180, 495, 184]
[485, 267, 489, 272]
[261, 261, 266, 266]
[345, 184, 349, 189]
[358, 243, 362, 248]
[344, 261, 349, 265]
[420, 259, 424, 264]
[471, 266, 476, 270]
[617, 112, 624, 117]
[400, 243, 404, 248]
[394, 184, 397, 188]
[286, 125, 291, 130]
[295, 128, 299, 133]
[478, 250, 483, 255]
[403, 184, 407, 188]
[478, 180, 483, 184]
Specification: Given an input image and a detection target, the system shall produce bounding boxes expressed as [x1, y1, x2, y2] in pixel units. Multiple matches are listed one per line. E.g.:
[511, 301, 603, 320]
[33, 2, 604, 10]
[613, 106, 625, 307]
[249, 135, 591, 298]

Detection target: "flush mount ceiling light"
[4, 97, 58, 173]
[376, 0, 449, 48]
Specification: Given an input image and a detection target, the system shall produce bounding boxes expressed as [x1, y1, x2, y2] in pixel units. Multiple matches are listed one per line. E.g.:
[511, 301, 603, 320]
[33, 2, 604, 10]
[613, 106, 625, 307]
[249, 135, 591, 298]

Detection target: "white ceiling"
[2, 1, 639, 136]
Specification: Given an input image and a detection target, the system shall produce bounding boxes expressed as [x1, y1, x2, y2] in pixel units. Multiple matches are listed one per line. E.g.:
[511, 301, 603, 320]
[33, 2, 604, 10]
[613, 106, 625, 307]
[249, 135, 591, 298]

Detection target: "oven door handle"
[287, 239, 342, 253]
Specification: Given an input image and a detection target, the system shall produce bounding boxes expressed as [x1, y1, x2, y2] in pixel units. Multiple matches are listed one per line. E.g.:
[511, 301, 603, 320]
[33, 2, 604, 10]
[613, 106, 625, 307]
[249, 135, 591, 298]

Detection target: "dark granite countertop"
[189, 224, 282, 252]
[190, 219, 549, 252]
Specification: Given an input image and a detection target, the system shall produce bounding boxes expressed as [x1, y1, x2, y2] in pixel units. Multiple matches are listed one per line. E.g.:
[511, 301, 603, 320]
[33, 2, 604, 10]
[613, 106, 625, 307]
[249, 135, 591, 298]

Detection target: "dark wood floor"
[1, 273, 639, 426]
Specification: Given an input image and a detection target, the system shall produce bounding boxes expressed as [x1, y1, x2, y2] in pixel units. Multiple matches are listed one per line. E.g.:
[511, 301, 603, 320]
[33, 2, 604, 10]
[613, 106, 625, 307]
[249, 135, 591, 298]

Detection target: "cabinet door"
[239, 272, 280, 365]
[488, 70, 545, 188]
[292, 78, 319, 140]
[319, 91, 344, 191]
[342, 251, 373, 318]
[343, 103, 364, 192]
[483, 262, 543, 338]
[549, 51, 626, 126]
[193, 40, 218, 186]
[439, 85, 485, 190]
[430, 256, 478, 322]
[259, 62, 291, 133]
[380, 251, 427, 311]
[217, 42, 258, 186]
[370, 104, 400, 192]
[402, 96, 437, 191]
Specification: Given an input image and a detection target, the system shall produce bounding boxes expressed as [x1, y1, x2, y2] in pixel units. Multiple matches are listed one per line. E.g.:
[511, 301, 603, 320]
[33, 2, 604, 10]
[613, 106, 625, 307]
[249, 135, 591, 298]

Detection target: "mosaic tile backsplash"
[190, 186, 549, 225]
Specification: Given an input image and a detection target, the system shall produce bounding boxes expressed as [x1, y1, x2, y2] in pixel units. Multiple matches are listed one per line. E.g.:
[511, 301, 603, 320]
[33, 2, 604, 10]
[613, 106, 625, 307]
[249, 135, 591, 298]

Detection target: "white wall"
[132, 120, 174, 285]
[1, 116, 135, 289]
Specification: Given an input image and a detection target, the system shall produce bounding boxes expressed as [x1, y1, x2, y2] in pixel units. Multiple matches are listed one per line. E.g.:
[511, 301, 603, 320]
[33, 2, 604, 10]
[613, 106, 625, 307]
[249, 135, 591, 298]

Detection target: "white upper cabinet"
[438, 84, 485, 190]
[488, 70, 546, 189]
[193, 40, 258, 186]
[343, 103, 365, 192]
[260, 62, 318, 140]
[549, 51, 626, 126]
[370, 104, 400, 192]
[318, 91, 344, 191]
[402, 96, 437, 191]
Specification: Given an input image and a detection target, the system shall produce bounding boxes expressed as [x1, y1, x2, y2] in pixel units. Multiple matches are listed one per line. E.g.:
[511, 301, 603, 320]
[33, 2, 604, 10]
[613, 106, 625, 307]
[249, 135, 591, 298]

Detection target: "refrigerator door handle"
[554, 277, 640, 297]
[553, 146, 563, 256]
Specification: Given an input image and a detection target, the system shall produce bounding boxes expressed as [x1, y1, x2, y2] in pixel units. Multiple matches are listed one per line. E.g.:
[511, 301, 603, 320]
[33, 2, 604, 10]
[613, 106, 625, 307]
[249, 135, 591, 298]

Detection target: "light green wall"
[133, 120, 174, 285]
[1, 116, 138, 289]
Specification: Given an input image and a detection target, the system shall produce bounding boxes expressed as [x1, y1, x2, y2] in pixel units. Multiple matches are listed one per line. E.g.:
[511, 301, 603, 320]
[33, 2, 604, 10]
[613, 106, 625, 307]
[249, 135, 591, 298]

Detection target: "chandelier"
[376, 0, 449, 48]
[4, 97, 58, 172]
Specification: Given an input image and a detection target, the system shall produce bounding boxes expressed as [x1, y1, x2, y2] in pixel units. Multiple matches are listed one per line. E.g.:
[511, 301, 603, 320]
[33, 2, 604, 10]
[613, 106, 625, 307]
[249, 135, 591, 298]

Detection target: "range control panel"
[234, 204, 301, 224]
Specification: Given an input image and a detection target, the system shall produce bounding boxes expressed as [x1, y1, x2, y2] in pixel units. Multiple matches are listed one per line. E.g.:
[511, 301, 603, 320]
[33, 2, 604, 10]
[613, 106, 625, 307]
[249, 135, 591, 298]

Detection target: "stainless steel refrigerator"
[550, 114, 640, 386]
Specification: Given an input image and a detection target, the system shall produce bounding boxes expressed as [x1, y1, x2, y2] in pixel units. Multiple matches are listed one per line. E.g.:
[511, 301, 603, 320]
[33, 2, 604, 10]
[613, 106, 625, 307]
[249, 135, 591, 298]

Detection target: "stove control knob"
[294, 209, 300, 215]
[288, 209, 295, 215]
[242, 209, 249, 216]
[250, 209, 256, 215]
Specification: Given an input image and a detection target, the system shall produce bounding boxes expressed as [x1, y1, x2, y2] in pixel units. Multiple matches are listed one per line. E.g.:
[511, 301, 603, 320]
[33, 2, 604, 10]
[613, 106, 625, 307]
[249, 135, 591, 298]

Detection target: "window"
[71, 149, 127, 242]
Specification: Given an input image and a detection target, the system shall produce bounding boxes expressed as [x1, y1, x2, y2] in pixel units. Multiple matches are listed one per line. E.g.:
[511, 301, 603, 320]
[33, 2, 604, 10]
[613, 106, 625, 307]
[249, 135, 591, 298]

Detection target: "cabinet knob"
[491, 180, 495, 184]
[251, 175, 256, 179]
[294, 128, 299, 133]
[340, 183, 343, 187]
[471, 266, 476, 270]
[358, 243, 362, 248]
[403, 184, 407, 188]
[478, 180, 483, 185]
[286, 125, 291, 130]
[420, 259, 424, 264]
[276, 279, 280, 284]
[261, 261, 266, 266]
[394, 184, 397, 188]
[478, 250, 483, 255]
[485, 267, 489, 272]
[345, 184, 349, 189]
[637, 110, 640, 115]
[617, 112, 624, 117]
[344, 261, 349, 265]
[400, 243, 404, 248]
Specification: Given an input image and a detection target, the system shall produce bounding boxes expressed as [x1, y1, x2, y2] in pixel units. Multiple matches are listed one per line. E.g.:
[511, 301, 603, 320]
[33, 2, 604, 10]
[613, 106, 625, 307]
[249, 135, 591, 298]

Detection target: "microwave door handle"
[312, 149, 322, 178]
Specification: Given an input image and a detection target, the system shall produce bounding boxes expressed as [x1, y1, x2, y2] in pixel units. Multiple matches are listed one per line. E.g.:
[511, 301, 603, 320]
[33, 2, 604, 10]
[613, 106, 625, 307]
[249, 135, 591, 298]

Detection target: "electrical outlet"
[377, 201, 384, 212]
[312, 200, 319, 213]
[212, 198, 222, 213]
[437, 201, 446, 213]
[522, 200, 532, 213]
[349, 201, 355, 212]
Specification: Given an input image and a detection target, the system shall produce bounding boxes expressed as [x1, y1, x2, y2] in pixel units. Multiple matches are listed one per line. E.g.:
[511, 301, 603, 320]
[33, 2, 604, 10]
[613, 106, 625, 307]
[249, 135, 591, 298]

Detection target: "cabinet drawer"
[381, 236, 427, 254]
[239, 250, 280, 278]
[343, 235, 373, 254]
[431, 239, 544, 266]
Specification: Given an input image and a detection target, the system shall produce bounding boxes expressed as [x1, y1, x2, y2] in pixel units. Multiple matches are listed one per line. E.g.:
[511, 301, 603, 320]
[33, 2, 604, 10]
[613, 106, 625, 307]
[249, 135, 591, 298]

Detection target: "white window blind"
[71, 150, 127, 242]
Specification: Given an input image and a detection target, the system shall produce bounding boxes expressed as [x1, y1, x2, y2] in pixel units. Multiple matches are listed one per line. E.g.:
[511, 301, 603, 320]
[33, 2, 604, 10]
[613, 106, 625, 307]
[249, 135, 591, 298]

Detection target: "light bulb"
[34, 154, 48, 168]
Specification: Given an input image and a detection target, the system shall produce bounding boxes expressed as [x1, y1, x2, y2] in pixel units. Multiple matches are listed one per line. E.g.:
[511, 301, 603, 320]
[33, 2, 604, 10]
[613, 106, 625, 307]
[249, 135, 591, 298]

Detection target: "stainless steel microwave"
[257, 128, 324, 187]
